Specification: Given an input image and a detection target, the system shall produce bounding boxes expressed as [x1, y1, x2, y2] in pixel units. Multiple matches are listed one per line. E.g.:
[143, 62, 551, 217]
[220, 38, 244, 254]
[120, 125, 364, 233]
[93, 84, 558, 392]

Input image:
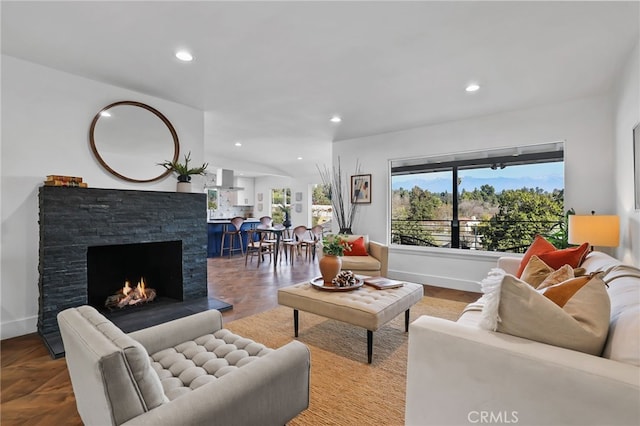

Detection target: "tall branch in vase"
[317, 157, 361, 234]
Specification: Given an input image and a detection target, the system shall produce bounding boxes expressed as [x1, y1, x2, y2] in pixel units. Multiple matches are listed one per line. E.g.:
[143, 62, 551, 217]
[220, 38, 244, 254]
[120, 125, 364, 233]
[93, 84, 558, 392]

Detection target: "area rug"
[225, 296, 468, 426]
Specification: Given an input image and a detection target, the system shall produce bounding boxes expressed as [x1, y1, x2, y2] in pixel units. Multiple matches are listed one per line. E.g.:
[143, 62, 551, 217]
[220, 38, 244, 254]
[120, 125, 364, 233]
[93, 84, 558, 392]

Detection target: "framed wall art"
[351, 174, 371, 204]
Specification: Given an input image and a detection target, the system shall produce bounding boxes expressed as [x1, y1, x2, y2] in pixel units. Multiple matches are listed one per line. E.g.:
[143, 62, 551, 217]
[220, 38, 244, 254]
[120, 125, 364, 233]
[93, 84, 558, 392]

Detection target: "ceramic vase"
[319, 254, 342, 284]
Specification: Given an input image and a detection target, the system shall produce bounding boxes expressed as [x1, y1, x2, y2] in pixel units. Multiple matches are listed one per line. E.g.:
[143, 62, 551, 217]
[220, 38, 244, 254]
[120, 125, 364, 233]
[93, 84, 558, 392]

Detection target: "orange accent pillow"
[516, 235, 556, 277]
[342, 236, 368, 256]
[538, 242, 590, 271]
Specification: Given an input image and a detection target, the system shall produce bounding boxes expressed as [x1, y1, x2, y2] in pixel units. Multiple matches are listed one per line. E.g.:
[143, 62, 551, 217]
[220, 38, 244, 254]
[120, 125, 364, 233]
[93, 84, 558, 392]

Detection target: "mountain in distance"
[392, 176, 563, 193]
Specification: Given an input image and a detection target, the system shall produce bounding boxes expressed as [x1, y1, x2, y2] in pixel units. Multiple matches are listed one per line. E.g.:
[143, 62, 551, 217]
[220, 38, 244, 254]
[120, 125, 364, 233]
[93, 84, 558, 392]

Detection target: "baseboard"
[1, 315, 37, 340]
[388, 269, 482, 293]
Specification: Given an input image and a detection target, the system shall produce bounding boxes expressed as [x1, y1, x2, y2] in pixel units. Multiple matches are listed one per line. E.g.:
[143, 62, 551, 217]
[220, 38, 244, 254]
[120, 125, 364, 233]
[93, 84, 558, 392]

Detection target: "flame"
[123, 280, 132, 296]
[137, 277, 147, 299]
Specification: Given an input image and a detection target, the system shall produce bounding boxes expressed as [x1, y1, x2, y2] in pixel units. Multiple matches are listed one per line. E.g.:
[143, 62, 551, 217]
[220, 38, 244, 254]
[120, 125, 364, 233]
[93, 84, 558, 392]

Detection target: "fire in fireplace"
[87, 240, 183, 312]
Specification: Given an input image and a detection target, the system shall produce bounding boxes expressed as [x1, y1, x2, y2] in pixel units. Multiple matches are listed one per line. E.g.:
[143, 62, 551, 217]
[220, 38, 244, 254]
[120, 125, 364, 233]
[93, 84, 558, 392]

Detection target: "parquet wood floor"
[0, 253, 480, 425]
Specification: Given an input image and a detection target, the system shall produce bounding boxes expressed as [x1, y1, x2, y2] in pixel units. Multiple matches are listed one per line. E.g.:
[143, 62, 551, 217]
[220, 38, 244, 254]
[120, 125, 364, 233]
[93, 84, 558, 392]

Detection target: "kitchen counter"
[207, 219, 260, 257]
[208, 217, 260, 224]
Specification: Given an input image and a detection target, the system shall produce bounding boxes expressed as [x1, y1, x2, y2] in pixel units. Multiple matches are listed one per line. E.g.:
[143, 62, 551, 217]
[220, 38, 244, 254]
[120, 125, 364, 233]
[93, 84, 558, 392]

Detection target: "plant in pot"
[159, 151, 208, 192]
[317, 157, 361, 234]
[319, 234, 351, 284]
[277, 204, 292, 228]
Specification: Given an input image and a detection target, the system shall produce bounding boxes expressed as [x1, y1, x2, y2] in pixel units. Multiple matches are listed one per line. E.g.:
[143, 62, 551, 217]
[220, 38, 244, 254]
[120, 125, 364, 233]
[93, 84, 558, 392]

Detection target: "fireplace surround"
[38, 186, 215, 357]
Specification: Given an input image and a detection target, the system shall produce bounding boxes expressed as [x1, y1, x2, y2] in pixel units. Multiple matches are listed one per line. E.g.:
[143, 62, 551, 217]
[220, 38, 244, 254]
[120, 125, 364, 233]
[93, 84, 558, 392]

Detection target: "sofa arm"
[128, 309, 224, 355]
[122, 340, 310, 426]
[406, 316, 640, 426]
[497, 256, 521, 275]
[369, 241, 389, 276]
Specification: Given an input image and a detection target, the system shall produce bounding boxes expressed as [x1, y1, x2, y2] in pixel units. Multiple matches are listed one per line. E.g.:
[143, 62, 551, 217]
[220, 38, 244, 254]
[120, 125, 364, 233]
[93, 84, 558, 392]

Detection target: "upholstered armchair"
[58, 306, 310, 426]
[320, 234, 389, 277]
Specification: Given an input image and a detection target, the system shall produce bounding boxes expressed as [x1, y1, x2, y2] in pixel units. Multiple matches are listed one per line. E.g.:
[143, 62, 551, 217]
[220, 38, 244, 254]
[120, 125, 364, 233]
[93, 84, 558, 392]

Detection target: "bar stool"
[220, 216, 245, 258]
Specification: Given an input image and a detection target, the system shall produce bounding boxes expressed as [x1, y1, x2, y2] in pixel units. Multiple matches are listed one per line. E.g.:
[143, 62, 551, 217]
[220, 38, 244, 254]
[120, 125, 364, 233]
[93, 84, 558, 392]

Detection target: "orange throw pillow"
[342, 236, 368, 256]
[516, 235, 556, 277]
[538, 242, 590, 271]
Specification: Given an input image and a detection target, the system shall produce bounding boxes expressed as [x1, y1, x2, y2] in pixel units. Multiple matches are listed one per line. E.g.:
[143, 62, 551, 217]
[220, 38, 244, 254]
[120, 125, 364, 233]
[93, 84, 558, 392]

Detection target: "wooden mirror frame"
[89, 101, 180, 183]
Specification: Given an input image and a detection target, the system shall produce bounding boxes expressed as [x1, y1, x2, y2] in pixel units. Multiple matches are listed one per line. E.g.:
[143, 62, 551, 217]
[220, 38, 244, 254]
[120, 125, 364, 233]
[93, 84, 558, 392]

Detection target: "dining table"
[254, 225, 289, 269]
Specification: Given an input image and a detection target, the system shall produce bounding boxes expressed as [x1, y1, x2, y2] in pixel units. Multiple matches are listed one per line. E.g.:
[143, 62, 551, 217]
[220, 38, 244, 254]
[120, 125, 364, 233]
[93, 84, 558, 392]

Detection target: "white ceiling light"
[297, 156, 303, 160]
[330, 115, 342, 123]
[234, 142, 242, 147]
[175, 50, 193, 62]
[465, 83, 480, 92]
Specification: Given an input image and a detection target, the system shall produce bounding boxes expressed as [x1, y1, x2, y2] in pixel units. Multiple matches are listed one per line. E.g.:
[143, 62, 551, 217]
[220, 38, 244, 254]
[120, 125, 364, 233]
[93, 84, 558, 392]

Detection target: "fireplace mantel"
[38, 186, 208, 356]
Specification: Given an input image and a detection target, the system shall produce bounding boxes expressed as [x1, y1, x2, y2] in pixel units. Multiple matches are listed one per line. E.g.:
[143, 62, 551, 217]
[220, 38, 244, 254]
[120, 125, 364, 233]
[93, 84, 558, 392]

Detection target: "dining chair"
[245, 228, 275, 266]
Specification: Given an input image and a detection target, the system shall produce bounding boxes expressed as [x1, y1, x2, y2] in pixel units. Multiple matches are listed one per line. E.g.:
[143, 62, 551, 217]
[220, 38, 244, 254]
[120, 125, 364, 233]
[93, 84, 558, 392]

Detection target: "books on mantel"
[362, 276, 405, 290]
[44, 175, 88, 188]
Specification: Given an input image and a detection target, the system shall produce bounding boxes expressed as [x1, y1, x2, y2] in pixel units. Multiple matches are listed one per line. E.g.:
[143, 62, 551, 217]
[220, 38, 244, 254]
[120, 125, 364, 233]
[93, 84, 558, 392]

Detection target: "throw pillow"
[520, 255, 555, 288]
[516, 235, 556, 277]
[342, 236, 368, 256]
[479, 270, 611, 355]
[536, 264, 574, 290]
[537, 242, 590, 271]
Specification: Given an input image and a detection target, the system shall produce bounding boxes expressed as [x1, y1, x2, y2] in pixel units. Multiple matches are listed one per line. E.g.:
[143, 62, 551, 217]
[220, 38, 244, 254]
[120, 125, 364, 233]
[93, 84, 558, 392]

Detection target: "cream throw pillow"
[479, 270, 611, 355]
[536, 264, 574, 290]
[520, 255, 555, 288]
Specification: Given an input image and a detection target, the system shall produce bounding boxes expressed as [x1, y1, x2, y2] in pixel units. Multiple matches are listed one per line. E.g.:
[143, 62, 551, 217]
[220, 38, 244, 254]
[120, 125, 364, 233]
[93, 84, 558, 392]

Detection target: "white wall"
[0, 55, 205, 339]
[613, 42, 640, 267]
[334, 94, 617, 291]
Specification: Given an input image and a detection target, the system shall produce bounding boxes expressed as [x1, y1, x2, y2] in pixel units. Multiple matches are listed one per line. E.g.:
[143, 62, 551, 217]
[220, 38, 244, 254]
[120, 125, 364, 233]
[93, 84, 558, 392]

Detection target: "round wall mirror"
[89, 101, 180, 183]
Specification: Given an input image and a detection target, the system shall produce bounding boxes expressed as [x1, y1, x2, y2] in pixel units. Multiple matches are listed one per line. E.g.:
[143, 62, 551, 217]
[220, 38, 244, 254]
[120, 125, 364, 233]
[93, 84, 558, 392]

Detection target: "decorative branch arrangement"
[317, 157, 361, 234]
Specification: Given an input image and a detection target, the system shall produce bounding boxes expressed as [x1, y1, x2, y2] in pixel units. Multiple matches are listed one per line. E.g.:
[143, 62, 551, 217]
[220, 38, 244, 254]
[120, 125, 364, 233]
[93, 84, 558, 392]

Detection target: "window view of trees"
[391, 146, 565, 253]
[311, 184, 332, 227]
[271, 188, 291, 223]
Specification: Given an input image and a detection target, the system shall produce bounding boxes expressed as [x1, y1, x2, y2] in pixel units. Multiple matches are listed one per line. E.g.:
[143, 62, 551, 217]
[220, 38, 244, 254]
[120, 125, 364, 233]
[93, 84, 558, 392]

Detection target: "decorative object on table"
[332, 270, 357, 287]
[44, 175, 88, 188]
[351, 174, 371, 204]
[363, 276, 404, 290]
[317, 157, 362, 234]
[319, 234, 351, 284]
[158, 151, 208, 193]
[309, 275, 363, 291]
[278, 204, 292, 228]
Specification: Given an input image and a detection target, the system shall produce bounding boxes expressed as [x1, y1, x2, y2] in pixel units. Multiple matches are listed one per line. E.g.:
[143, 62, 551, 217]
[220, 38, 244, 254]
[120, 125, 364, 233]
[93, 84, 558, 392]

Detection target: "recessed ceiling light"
[297, 156, 303, 160]
[234, 142, 242, 147]
[330, 115, 342, 123]
[465, 83, 480, 92]
[175, 50, 193, 62]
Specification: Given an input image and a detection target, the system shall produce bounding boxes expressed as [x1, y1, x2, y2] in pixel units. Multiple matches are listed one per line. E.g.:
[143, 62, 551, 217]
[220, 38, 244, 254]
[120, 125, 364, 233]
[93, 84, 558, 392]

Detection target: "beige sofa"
[319, 234, 389, 277]
[58, 306, 310, 426]
[405, 251, 640, 426]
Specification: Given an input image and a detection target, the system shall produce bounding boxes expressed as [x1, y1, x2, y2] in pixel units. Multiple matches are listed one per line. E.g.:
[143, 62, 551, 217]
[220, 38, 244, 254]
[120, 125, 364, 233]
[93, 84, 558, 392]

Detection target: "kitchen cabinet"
[233, 177, 255, 206]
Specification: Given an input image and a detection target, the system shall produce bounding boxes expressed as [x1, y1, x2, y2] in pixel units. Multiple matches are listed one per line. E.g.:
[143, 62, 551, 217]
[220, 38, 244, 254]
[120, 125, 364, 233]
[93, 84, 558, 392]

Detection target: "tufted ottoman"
[278, 281, 424, 363]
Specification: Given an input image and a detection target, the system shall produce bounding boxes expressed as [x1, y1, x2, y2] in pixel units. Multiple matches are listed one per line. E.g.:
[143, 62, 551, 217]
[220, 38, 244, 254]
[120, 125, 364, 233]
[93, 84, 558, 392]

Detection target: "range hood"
[211, 169, 244, 191]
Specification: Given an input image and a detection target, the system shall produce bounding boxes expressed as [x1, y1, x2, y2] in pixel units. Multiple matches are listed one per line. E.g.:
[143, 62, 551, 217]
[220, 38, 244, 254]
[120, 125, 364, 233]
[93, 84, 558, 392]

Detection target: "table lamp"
[568, 212, 620, 251]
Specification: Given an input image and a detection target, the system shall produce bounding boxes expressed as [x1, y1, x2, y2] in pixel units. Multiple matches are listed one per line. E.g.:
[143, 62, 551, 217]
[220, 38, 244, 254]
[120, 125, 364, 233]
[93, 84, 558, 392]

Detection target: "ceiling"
[2, 1, 638, 178]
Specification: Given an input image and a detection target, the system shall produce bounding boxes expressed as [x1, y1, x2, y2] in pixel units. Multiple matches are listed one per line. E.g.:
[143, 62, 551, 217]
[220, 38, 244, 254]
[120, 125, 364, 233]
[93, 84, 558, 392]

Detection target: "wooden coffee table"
[277, 280, 424, 363]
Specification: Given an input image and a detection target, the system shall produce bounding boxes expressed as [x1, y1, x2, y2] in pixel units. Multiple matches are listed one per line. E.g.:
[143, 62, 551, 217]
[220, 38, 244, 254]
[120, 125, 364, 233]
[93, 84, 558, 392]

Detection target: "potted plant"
[278, 204, 292, 228]
[319, 234, 351, 284]
[159, 151, 208, 192]
[317, 157, 361, 234]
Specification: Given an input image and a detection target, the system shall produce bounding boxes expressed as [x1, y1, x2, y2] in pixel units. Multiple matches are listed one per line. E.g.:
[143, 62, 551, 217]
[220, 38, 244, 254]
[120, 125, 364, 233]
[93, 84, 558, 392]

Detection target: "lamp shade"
[568, 215, 620, 247]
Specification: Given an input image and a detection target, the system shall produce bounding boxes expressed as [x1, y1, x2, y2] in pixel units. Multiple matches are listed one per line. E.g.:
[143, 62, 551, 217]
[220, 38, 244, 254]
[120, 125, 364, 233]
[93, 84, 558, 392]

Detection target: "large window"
[271, 188, 291, 223]
[391, 143, 565, 252]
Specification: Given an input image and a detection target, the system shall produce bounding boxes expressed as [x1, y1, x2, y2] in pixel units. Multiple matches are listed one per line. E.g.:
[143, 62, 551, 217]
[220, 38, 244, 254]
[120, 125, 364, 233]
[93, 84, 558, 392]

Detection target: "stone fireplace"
[38, 186, 213, 357]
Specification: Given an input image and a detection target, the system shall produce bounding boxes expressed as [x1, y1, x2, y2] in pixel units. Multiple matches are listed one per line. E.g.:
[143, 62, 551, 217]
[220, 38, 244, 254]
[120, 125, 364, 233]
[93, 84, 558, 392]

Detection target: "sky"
[392, 162, 564, 193]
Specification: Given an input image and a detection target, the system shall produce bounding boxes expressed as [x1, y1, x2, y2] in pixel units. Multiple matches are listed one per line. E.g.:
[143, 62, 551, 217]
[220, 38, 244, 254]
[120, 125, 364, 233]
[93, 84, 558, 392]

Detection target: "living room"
[1, 1, 639, 424]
